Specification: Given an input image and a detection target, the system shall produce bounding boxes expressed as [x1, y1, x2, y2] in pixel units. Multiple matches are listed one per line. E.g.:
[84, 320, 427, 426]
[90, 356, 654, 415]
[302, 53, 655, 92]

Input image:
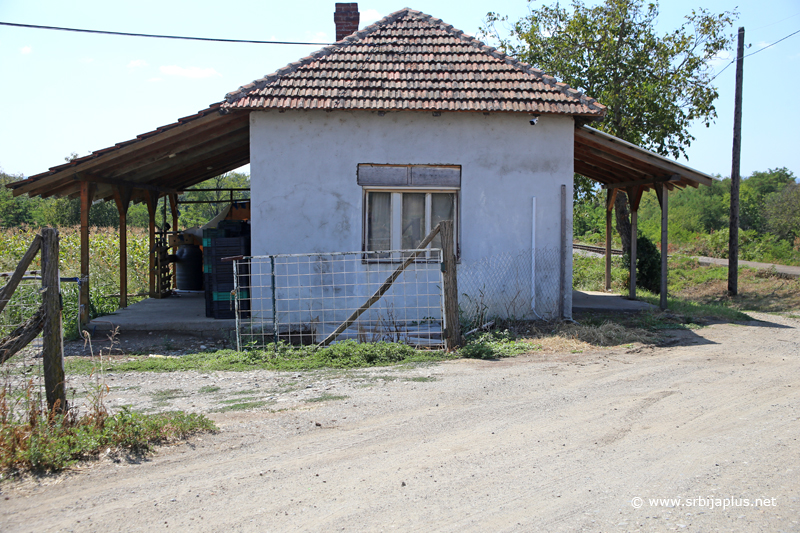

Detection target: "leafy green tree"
[740, 167, 796, 233]
[0, 170, 40, 227]
[483, 0, 737, 253]
[764, 180, 800, 243]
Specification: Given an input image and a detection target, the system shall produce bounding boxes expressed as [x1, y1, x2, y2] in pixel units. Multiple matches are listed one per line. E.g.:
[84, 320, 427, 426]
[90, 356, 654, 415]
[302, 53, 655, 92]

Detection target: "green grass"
[305, 394, 348, 403]
[459, 330, 541, 359]
[150, 389, 187, 403]
[406, 376, 436, 382]
[213, 400, 268, 412]
[66, 340, 456, 374]
[0, 406, 216, 472]
[198, 385, 221, 394]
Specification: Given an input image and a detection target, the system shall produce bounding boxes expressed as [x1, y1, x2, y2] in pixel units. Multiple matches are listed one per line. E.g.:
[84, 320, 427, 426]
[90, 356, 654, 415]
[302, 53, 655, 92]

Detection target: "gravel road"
[2, 313, 799, 532]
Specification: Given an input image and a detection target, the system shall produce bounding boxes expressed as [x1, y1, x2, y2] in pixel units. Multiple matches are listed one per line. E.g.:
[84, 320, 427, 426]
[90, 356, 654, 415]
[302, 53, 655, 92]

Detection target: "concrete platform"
[88, 292, 236, 339]
[572, 290, 657, 312]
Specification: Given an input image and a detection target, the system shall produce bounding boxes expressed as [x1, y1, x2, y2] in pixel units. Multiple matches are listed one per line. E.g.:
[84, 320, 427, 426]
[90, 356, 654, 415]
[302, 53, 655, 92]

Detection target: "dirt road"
[3, 313, 799, 532]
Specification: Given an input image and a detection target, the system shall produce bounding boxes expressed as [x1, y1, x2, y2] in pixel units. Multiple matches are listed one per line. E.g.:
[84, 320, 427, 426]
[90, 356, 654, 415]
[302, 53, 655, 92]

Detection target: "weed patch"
[305, 394, 348, 403]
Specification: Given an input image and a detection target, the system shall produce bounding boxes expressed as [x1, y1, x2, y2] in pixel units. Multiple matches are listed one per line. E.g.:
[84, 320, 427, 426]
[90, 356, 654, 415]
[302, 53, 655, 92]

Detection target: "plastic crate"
[212, 290, 249, 302]
[208, 299, 250, 320]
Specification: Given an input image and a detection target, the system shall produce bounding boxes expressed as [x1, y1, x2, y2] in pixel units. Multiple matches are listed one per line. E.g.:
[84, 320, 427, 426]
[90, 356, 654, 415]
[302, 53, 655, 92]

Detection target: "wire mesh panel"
[0, 278, 46, 415]
[235, 249, 445, 350]
[457, 247, 564, 327]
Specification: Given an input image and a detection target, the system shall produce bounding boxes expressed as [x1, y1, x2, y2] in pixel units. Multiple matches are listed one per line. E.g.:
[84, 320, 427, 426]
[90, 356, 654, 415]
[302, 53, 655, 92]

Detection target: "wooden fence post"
[440, 220, 462, 349]
[41, 228, 66, 413]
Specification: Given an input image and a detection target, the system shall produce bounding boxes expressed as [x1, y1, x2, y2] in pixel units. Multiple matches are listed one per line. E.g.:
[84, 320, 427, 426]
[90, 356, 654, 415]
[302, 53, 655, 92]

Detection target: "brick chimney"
[334, 3, 360, 41]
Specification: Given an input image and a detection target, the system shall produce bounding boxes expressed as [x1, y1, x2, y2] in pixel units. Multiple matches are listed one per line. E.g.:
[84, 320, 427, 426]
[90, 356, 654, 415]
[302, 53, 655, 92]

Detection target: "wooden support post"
[629, 208, 638, 299]
[728, 27, 745, 296]
[660, 183, 669, 310]
[440, 220, 462, 350]
[604, 189, 616, 291]
[113, 186, 132, 308]
[79, 181, 94, 329]
[626, 186, 643, 300]
[169, 193, 179, 289]
[145, 191, 159, 297]
[41, 228, 66, 413]
[559, 184, 567, 319]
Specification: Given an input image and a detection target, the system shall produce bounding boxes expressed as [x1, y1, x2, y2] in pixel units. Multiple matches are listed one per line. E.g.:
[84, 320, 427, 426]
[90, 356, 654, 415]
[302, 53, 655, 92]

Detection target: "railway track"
[572, 243, 623, 256]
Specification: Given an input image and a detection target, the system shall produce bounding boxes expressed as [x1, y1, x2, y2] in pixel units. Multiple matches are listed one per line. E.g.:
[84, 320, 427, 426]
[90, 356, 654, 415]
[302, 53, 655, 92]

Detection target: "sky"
[1, 0, 799, 181]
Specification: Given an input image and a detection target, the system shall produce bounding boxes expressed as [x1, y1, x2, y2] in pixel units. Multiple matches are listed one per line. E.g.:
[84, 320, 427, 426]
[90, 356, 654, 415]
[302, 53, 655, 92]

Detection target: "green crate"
[212, 290, 249, 302]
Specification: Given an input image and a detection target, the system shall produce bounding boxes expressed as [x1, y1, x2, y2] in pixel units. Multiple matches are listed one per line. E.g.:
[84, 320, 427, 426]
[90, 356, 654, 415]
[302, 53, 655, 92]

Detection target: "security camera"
[529, 115, 540, 126]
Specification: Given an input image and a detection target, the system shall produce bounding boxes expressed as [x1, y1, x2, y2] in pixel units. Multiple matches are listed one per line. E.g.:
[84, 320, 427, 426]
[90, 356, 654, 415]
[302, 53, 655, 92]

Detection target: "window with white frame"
[359, 164, 459, 257]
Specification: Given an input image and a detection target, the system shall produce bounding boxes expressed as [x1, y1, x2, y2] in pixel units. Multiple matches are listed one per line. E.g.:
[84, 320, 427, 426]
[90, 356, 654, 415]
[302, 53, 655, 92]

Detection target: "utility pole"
[728, 26, 745, 296]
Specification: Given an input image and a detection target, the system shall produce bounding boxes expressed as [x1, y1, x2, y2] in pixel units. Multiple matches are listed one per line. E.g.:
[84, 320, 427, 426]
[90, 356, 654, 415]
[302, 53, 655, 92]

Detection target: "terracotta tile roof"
[223, 8, 606, 117]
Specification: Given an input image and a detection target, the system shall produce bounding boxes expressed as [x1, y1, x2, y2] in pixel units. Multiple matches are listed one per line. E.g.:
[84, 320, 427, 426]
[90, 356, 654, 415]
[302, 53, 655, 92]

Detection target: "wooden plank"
[41, 228, 66, 413]
[0, 234, 42, 316]
[411, 166, 461, 187]
[660, 184, 669, 310]
[0, 306, 44, 366]
[440, 220, 462, 349]
[319, 224, 443, 347]
[357, 164, 409, 186]
[627, 185, 645, 212]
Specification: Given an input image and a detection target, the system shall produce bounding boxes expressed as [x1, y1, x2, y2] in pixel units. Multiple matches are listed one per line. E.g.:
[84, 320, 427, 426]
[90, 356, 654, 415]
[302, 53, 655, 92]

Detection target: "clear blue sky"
[1, 0, 798, 180]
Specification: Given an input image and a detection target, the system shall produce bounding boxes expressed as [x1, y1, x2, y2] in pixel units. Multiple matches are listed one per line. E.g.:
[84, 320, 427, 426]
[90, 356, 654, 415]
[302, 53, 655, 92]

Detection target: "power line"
[0, 21, 333, 46]
[709, 27, 800, 82]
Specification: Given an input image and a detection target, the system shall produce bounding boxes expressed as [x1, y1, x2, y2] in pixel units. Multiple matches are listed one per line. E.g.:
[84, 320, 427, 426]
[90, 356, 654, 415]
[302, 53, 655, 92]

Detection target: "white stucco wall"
[248, 110, 574, 321]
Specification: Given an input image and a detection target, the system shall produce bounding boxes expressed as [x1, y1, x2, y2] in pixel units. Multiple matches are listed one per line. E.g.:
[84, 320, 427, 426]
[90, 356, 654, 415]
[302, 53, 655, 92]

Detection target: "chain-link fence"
[458, 247, 564, 327]
[234, 249, 445, 350]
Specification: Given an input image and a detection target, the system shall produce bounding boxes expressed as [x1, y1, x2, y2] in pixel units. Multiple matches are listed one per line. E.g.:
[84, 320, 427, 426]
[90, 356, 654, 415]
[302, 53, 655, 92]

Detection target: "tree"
[483, 0, 737, 253]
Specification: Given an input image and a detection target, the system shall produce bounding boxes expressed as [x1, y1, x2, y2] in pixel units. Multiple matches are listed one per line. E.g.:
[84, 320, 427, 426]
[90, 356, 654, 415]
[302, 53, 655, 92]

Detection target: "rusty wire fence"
[0, 278, 47, 416]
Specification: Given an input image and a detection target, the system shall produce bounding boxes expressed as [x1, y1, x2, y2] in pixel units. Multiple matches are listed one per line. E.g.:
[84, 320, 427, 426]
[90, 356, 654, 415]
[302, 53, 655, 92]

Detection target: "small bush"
[624, 233, 661, 294]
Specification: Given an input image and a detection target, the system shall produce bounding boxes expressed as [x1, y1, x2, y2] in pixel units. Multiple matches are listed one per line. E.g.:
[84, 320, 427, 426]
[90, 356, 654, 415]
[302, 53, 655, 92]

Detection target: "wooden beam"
[79, 174, 179, 195]
[79, 181, 95, 329]
[626, 185, 644, 212]
[169, 193, 179, 289]
[660, 183, 669, 310]
[576, 128, 714, 186]
[602, 174, 680, 190]
[605, 191, 613, 291]
[113, 185, 132, 308]
[629, 203, 638, 300]
[10, 110, 240, 197]
[574, 145, 651, 182]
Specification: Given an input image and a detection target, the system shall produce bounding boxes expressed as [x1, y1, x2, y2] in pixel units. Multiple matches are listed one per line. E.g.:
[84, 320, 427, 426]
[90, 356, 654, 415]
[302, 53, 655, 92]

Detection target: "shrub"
[624, 233, 661, 294]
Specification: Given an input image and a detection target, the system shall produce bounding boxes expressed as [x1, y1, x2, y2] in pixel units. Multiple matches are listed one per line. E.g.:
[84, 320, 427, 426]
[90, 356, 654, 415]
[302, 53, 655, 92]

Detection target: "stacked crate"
[203, 221, 251, 319]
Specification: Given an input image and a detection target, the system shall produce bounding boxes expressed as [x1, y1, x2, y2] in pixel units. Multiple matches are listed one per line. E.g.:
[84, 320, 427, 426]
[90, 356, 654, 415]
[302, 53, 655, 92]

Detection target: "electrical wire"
[709, 27, 800, 82]
[0, 21, 333, 45]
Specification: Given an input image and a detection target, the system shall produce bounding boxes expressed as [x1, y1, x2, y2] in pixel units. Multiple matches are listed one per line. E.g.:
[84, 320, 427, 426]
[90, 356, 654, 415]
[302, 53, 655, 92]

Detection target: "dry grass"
[676, 269, 800, 314]
[518, 320, 657, 354]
